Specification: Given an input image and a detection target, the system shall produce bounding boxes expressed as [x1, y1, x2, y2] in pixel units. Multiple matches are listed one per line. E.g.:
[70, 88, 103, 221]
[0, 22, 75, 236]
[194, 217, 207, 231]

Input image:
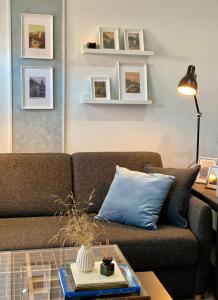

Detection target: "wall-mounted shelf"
[82, 45, 154, 57]
[82, 99, 152, 105]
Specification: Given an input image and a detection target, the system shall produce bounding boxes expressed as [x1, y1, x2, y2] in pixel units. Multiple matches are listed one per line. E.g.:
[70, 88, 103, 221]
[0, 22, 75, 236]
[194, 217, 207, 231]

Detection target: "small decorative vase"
[76, 245, 95, 272]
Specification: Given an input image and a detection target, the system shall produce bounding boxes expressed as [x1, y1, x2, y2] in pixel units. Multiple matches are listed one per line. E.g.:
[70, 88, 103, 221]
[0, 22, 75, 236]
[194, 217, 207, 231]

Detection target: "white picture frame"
[196, 157, 218, 184]
[22, 66, 53, 110]
[21, 13, 53, 59]
[90, 77, 111, 101]
[117, 62, 148, 101]
[124, 29, 144, 51]
[99, 27, 120, 50]
[205, 166, 218, 190]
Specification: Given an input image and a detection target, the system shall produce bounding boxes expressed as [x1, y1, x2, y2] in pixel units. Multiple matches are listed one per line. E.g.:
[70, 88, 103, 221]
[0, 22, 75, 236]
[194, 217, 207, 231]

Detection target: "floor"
[182, 291, 214, 300]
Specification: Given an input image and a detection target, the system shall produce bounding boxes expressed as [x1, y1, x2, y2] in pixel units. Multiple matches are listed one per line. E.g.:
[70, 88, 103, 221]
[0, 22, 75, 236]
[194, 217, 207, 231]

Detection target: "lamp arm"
[194, 95, 202, 164]
[194, 95, 202, 116]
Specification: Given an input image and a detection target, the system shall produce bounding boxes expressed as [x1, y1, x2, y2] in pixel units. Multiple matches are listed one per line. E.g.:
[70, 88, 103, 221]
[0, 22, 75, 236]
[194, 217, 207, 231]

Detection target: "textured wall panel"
[11, 0, 63, 152]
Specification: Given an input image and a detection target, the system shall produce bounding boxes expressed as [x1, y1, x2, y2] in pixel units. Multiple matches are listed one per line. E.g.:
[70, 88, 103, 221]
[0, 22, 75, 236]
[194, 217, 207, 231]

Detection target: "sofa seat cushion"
[0, 217, 70, 251]
[0, 217, 198, 271]
[98, 220, 198, 270]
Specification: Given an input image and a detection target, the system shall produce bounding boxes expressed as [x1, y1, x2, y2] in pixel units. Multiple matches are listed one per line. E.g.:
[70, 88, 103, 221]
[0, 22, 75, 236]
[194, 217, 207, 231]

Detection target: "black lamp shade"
[178, 65, 197, 96]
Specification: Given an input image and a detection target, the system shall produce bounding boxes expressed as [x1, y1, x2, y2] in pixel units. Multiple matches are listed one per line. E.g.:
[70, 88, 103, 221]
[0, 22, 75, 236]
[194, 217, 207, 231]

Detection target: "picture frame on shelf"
[90, 77, 111, 101]
[117, 62, 148, 101]
[196, 157, 218, 184]
[21, 13, 53, 59]
[205, 166, 218, 190]
[99, 27, 120, 50]
[124, 29, 144, 51]
[22, 66, 53, 110]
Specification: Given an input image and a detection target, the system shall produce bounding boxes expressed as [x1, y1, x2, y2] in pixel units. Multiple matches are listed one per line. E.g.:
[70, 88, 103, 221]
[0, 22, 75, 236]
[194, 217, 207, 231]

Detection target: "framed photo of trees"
[21, 13, 53, 59]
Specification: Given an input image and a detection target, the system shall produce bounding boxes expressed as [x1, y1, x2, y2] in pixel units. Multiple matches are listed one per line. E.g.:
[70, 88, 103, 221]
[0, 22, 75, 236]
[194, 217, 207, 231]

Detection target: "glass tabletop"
[0, 245, 130, 300]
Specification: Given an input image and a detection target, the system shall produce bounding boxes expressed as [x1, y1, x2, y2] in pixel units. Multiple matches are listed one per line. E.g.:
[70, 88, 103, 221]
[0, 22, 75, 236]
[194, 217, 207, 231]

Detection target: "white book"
[70, 261, 128, 290]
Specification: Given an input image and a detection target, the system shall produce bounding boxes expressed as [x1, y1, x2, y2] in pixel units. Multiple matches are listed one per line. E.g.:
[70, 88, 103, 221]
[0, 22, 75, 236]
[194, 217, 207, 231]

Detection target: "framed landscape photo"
[90, 77, 111, 101]
[205, 166, 218, 190]
[124, 29, 144, 51]
[117, 62, 148, 101]
[21, 13, 53, 59]
[196, 157, 218, 184]
[22, 67, 53, 109]
[99, 27, 120, 50]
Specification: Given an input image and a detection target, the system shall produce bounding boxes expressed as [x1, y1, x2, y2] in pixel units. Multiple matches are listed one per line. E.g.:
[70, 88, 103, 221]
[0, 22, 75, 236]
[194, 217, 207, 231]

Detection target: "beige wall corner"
[0, 0, 12, 152]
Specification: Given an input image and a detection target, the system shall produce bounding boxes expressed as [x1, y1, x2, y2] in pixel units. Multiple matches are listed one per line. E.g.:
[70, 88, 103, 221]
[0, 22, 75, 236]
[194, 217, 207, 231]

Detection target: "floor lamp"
[177, 65, 202, 165]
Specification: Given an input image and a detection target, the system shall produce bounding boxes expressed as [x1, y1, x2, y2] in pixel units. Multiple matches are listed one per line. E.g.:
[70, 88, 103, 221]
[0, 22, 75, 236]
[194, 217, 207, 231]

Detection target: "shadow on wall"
[158, 134, 193, 168]
[145, 30, 193, 61]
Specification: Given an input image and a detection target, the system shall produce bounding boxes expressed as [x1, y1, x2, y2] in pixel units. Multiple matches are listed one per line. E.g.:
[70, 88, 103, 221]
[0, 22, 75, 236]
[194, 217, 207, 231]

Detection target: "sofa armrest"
[188, 196, 212, 294]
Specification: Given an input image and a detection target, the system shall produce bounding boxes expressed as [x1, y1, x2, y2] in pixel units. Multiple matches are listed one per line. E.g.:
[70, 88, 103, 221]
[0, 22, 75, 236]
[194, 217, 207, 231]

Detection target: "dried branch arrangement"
[50, 191, 103, 247]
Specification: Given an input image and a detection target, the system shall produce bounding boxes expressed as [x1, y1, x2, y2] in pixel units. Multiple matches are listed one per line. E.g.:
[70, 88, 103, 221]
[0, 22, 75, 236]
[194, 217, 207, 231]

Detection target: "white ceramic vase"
[76, 245, 95, 272]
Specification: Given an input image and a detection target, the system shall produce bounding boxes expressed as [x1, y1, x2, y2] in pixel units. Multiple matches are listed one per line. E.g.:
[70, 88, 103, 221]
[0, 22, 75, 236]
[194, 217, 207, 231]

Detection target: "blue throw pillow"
[96, 166, 175, 230]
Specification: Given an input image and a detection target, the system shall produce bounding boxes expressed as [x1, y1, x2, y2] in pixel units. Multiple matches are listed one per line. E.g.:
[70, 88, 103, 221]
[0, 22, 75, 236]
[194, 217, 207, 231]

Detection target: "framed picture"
[21, 13, 53, 59]
[90, 77, 111, 101]
[196, 157, 218, 184]
[117, 62, 148, 101]
[99, 27, 120, 50]
[124, 29, 144, 51]
[205, 166, 218, 190]
[22, 67, 53, 109]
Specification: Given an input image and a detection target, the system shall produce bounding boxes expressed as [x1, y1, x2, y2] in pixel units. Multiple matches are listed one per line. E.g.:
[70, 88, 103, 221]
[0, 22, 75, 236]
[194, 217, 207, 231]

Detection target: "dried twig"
[49, 191, 104, 247]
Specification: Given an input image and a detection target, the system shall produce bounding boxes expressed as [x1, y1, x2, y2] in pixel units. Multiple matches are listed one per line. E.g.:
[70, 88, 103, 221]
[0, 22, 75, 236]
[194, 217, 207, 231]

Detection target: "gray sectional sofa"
[0, 152, 212, 298]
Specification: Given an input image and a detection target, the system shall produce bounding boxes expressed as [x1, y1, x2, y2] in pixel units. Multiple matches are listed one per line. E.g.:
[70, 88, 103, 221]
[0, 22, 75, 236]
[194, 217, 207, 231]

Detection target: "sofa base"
[154, 266, 196, 299]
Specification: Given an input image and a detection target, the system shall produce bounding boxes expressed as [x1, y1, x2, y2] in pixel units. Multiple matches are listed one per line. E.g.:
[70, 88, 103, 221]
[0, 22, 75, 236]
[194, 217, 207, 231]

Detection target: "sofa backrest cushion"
[72, 152, 163, 213]
[0, 153, 73, 217]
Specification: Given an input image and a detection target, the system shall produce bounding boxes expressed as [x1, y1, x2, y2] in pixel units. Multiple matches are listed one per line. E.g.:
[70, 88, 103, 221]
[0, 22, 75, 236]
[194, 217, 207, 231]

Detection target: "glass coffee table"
[0, 245, 152, 300]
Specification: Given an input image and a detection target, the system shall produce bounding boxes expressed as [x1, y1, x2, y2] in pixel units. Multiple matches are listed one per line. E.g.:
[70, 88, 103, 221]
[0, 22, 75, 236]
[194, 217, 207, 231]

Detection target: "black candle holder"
[87, 42, 97, 49]
[100, 257, 115, 277]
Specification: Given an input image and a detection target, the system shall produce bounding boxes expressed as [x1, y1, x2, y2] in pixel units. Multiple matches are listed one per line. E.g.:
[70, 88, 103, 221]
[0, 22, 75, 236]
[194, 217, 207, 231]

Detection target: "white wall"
[0, 0, 11, 152]
[65, 0, 218, 167]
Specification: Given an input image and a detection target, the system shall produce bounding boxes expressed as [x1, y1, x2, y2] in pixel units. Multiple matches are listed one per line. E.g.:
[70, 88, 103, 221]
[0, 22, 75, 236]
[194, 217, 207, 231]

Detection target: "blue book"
[58, 263, 141, 299]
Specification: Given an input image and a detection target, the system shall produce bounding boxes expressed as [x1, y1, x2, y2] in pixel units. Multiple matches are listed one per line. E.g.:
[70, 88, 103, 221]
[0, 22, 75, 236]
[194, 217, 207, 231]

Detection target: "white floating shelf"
[82, 46, 154, 56]
[82, 99, 152, 105]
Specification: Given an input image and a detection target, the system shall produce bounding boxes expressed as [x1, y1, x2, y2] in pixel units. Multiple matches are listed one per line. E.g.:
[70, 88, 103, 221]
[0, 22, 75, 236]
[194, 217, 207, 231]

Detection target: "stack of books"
[58, 260, 143, 299]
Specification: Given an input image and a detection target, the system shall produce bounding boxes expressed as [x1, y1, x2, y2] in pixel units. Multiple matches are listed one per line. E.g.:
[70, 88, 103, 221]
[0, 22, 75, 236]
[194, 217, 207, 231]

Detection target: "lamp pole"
[177, 65, 202, 166]
[194, 95, 202, 164]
